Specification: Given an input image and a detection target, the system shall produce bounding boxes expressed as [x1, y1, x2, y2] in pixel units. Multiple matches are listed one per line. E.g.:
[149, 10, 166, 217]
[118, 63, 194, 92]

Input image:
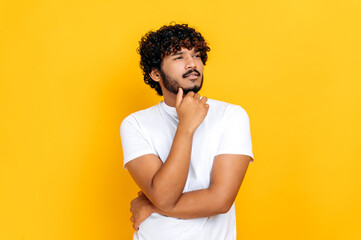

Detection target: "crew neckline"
[160, 101, 178, 119]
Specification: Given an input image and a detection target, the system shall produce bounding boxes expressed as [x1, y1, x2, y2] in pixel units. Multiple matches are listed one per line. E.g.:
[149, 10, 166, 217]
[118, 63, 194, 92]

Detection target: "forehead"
[164, 47, 198, 57]
[172, 47, 197, 54]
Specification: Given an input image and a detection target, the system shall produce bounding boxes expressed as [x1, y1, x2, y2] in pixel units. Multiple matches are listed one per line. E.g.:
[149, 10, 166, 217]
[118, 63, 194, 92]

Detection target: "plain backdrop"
[1, 0, 360, 239]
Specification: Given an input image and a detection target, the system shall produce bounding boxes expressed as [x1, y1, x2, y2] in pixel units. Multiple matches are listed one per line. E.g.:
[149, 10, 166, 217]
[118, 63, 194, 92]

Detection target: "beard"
[159, 68, 203, 96]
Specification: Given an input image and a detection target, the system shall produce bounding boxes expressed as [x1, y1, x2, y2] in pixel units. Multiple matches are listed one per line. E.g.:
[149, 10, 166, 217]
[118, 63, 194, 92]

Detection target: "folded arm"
[159, 154, 251, 218]
[126, 128, 193, 211]
[130, 154, 251, 229]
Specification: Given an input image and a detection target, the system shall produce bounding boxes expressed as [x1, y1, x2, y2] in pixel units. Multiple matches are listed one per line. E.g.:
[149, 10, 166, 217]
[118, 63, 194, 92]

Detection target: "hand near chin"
[175, 88, 209, 133]
[130, 191, 155, 231]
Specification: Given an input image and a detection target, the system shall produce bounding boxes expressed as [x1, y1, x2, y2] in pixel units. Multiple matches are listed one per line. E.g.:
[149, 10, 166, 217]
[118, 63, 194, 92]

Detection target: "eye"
[175, 56, 183, 60]
[194, 54, 201, 58]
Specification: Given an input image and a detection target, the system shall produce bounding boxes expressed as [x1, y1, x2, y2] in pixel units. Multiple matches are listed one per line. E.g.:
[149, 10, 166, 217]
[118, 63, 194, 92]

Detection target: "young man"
[120, 23, 254, 240]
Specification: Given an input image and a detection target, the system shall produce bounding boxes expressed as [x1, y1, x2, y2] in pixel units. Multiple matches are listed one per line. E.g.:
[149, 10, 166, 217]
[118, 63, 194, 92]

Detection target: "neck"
[163, 91, 177, 107]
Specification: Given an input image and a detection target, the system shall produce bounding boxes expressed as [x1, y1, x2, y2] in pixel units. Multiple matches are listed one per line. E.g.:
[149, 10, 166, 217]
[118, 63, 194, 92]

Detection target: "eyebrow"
[171, 51, 184, 56]
[170, 50, 200, 56]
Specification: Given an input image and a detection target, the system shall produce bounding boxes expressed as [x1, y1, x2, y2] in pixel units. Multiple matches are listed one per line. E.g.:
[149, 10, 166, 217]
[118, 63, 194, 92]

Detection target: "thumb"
[175, 88, 183, 109]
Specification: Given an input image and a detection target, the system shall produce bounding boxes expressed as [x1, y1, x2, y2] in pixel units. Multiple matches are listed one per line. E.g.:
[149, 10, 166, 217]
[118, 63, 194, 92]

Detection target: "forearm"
[130, 155, 251, 229]
[149, 124, 194, 210]
[153, 188, 229, 219]
[152, 154, 250, 218]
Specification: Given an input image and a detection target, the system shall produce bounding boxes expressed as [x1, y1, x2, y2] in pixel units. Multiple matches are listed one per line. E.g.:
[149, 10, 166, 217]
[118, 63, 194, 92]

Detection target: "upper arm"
[125, 154, 163, 202]
[209, 154, 251, 213]
[120, 116, 157, 168]
[209, 106, 254, 212]
[216, 106, 254, 160]
[120, 116, 163, 202]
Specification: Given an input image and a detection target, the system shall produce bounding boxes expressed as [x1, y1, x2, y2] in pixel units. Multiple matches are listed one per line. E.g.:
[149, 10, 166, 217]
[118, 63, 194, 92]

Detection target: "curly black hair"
[137, 23, 211, 96]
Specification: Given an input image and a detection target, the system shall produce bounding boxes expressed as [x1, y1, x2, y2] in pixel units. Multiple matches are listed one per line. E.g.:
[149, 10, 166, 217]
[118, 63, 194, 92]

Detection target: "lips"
[185, 74, 199, 80]
[184, 70, 200, 78]
[186, 73, 199, 77]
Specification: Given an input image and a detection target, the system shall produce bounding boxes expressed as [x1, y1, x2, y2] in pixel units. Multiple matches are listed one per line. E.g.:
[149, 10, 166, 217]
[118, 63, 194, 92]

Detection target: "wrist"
[177, 122, 195, 136]
[147, 204, 157, 215]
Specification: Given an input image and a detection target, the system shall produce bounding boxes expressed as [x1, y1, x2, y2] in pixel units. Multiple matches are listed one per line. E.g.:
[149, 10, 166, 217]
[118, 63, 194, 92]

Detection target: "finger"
[200, 96, 208, 103]
[175, 88, 183, 109]
[133, 222, 140, 231]
[186, 91, 195, 97]
[194, 93, 201, 100]
[133, 223, 139, 231]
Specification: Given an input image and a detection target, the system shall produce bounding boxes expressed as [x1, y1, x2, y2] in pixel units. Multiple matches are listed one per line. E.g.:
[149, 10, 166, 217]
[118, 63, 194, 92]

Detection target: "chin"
[182, 86, 202, 95]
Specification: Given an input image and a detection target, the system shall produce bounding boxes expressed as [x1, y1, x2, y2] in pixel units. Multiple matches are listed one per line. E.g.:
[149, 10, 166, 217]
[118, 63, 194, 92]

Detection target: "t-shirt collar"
[160, 101, 178, 119]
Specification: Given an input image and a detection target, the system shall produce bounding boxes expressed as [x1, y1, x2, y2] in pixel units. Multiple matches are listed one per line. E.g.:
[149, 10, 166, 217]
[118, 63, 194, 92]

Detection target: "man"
[120, 23, 254, 240]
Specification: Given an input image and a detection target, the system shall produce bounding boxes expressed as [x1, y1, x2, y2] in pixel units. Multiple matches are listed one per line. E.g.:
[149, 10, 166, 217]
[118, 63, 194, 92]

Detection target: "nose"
[185, 55, 196, 69]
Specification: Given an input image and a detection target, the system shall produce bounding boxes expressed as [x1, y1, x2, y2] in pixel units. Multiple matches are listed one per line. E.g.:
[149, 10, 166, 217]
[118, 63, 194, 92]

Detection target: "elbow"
[156, 202, 175, 212]
[152, 196, 177, 212]
[217, 202, 233, 214]
[214, 196, 234, 214]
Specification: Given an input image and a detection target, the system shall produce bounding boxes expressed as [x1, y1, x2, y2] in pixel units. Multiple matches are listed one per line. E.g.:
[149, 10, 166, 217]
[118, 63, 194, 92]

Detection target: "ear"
[149, 69, 161, 82]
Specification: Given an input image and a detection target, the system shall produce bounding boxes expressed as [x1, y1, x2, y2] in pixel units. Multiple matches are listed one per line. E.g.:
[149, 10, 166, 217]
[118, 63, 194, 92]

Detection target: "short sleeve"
[215, 106, 254, 162]
[120, 115, 156, 168]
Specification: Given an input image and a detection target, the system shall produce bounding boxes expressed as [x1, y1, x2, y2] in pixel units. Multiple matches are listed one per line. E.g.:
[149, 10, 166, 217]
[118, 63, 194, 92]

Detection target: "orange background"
[1, 0, 360, 239]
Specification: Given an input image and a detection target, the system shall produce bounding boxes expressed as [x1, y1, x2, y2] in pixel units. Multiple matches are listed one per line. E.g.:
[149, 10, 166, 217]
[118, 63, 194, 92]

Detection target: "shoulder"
[120, 103, 160, 130]
[207, 98, 249, 118]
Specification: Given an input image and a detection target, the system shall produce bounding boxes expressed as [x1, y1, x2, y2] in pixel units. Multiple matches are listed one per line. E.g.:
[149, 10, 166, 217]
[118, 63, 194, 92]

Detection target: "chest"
[145, 115, 223, 191]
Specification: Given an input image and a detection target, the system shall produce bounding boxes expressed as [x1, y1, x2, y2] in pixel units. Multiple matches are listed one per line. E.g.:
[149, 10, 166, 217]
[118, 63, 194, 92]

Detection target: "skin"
[126, 47, 252, 231]
[155, 47, 205, 106]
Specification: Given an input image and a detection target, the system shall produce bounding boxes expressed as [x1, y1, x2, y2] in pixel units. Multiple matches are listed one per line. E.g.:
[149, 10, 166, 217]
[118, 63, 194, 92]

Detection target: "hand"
[130, 191, 155, 231]
[175, 88, 209, 133]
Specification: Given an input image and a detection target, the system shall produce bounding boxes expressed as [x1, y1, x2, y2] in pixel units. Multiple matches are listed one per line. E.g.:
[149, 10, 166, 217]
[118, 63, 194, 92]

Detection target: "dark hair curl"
[137, 23, 210, 96]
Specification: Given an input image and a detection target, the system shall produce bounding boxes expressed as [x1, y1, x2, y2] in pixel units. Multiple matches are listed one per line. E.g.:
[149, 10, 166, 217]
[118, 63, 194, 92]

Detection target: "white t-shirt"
[120, 99, 254, 240]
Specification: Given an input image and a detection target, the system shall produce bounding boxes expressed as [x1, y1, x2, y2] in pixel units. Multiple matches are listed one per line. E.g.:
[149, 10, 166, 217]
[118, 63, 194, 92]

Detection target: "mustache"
[183, 69, 200, 78]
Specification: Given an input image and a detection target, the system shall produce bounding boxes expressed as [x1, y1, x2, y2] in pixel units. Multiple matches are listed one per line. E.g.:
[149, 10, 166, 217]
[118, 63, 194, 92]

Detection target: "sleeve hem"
[215, 149, 254, 163]
[123, 150, 157, 169]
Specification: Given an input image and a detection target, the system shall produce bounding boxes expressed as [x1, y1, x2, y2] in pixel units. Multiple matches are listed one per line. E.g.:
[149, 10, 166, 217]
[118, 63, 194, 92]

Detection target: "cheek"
[197, 64, 204, 73]
[167, 64, 183, 75]
[195, 59, 204, 69]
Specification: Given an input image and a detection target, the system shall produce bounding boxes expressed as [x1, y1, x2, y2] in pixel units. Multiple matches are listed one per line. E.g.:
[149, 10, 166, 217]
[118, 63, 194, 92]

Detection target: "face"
[159, 47, 204, 95]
